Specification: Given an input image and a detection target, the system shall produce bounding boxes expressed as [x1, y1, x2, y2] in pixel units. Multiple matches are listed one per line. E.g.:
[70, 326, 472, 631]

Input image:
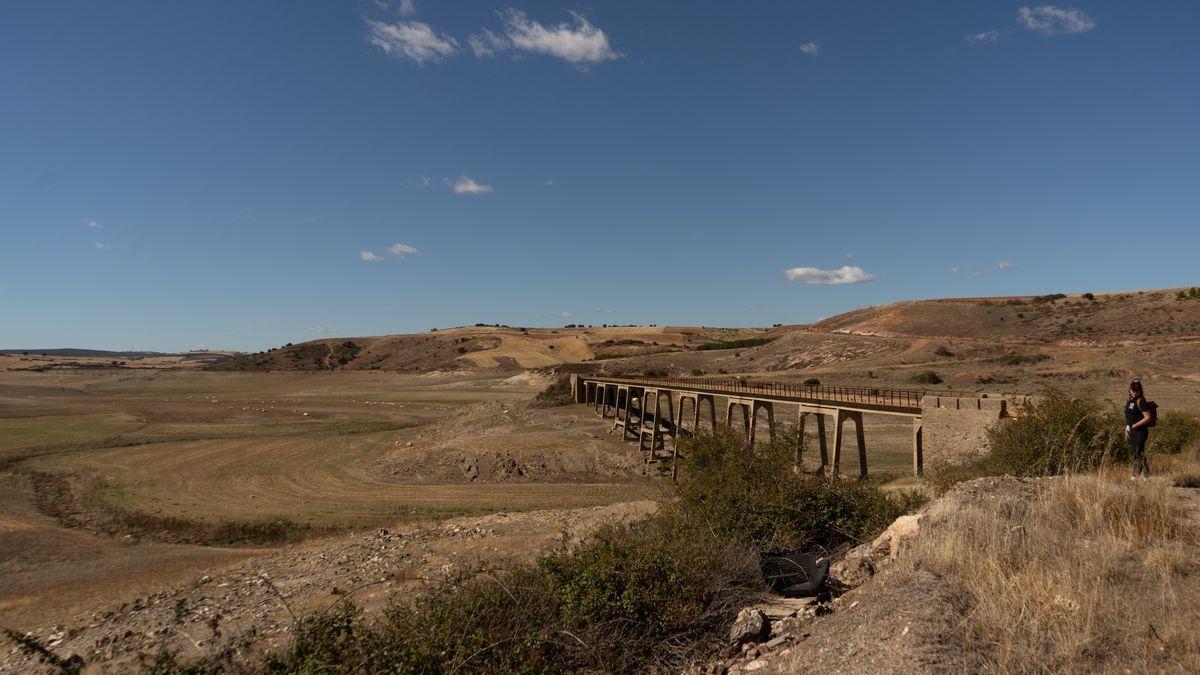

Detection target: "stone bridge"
[571, 374, 1028, 478]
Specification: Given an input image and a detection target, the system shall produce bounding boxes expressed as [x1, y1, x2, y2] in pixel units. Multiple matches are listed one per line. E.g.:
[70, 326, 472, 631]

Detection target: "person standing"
[1125, 379, 1153, 478]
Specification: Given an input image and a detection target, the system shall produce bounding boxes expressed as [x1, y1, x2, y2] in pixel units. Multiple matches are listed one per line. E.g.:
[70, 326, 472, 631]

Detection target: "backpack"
[1142, 399, 1158, 427]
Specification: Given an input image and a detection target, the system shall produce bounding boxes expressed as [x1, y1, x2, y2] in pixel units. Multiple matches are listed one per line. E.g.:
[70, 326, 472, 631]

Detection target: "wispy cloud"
[947, 266, 960, 274]
[468, 28, 508, 58]
[308, 324, 337, 334]
[445, 175, 493, 195]
[388, 243, 419, 258]
[470, 10, 620, 66]
[1017, 6, 1095, 36]
[799, 41, 820, 56]
[996, 260, 1016, 270]
[94, 242, 111, 249]
[397, 0, 416, 16]
[965, 30, 1002, 45]
[366, 20, 459, 64]
[782, 265, 879, 285]
[544, 179, 555, 187]
[360, 251, 384, 262]
[85, 218, 102, 229]
[559, 311, 574, 318]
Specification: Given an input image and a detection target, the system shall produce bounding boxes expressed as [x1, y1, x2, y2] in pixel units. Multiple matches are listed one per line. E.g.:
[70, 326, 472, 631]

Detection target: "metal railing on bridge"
[582, 375, 932, 411]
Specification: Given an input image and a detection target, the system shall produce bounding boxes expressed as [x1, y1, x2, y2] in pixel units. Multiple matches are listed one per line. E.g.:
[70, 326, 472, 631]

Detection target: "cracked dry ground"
[1, 500, 654, 673]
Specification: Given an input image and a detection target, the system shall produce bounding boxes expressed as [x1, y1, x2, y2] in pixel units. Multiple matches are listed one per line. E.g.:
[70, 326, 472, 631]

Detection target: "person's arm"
[1130, 400, 1153, 431]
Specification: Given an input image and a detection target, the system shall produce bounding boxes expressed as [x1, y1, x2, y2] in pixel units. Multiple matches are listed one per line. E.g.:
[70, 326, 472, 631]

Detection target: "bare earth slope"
[208, 326, 763, 373]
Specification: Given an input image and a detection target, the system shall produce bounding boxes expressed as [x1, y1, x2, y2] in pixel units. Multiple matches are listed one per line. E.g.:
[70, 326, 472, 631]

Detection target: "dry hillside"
[207, 325, 763, 373]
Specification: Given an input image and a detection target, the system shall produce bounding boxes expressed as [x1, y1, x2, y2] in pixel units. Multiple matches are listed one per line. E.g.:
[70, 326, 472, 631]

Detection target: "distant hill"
[0, 348, 171, 358]
[812, 288, 1200, 345]
[207, 325, 764, 373]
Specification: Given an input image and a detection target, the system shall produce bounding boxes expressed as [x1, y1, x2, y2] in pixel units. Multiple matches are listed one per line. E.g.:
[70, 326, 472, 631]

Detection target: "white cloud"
[996, 260, 1016, 270]
[85, 218, 102, 229]
[365, 20, 459, 64]
[1017, 6, 1096, 36]
[799, 41, 820, 56]
[94, 242, 111, 249]
[947, 266, 960, 274]
[965, 30, 1002, 45]
[560, 311, 574, 318]
[388, 243, 419, 257]
[972, 271, 985, 277]
[360, 251, 383, 262]
[844, 252, 854, 260]
[468, 28, 507, 58]
[475, 10, 619, 66]
[782, 265, 879, 285]
[308, 324, 337, 334]
[397, 0, 416, 16]
[544, 179, 555, 187]
[445, 175, 493, 195]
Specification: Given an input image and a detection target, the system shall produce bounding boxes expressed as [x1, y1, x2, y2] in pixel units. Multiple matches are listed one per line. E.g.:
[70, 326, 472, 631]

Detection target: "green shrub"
[992, 353, 1050, 366]
[696, 338, 775, 351]
[1148, 411, 1200, 455]
[590, 352, 628, 360]
[670, 428, 904, 552]
[912, 371, 943, 385]
[987, 390, 1125, 475]
[262, 518, 761, 673]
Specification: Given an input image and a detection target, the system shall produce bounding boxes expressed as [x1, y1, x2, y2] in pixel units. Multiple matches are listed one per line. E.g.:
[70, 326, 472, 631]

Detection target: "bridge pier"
[912, 419, 923, 476]
[830, 409, 868, 479]
[638, 388, 661, 459]
[750, 400, 777, 446]
[797, 411, 829, 474]
[725, 398, 753, 445]
[676, 393, 697, 436]
[697, 394, 718, 432]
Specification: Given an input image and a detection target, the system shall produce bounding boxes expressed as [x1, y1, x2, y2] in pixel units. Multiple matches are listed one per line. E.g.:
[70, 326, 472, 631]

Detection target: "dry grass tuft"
[904, 475, 1200, 672]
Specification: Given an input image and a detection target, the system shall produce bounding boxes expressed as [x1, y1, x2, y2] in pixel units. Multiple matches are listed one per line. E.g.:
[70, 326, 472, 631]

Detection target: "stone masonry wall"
[920, 396, 1013, 470]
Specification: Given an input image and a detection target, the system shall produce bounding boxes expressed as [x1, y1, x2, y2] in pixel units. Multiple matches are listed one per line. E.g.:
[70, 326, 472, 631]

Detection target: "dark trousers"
[1128, 428, 1150, 477]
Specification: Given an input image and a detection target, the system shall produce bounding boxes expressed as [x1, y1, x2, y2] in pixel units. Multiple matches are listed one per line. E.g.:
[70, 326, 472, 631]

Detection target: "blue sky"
[2, 1, 1198, 351]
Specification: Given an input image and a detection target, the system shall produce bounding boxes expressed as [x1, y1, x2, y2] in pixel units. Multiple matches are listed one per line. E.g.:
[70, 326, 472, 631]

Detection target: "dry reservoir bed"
[0, 370, 658, 631]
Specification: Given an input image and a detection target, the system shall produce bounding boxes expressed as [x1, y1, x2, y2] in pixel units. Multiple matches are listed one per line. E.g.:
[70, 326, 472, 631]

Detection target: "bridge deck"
[581, 375, 931, 416]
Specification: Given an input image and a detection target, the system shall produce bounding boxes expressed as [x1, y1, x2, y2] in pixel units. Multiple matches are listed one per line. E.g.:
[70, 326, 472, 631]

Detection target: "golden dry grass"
[904, 473, 1200, 672]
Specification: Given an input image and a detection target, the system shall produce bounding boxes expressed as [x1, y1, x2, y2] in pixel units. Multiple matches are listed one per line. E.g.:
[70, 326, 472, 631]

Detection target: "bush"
[1148, 411, 1200, 455]
[934, 390, 1126, 488]
[696, 338, 776, 351]
[803, 378, 821, 386]
[912, 371, 943, 385]
[993, 353, 1050, 366]
[670, 428, 905, 552]
[263, 518, 762, 673]
[934, 346, 954, 357]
